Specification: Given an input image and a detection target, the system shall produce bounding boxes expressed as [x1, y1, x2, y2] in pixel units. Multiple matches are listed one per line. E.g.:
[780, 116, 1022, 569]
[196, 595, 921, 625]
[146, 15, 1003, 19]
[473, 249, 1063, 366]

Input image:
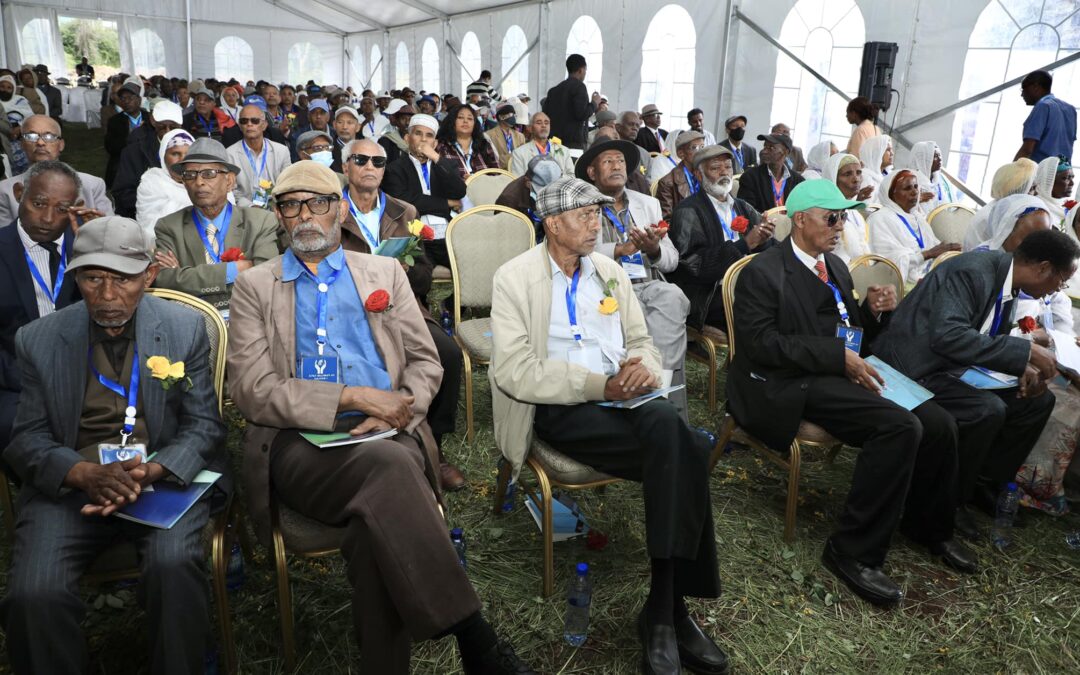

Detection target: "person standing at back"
[543, 54, 602, 151]
[1015, 69, 1076, 164]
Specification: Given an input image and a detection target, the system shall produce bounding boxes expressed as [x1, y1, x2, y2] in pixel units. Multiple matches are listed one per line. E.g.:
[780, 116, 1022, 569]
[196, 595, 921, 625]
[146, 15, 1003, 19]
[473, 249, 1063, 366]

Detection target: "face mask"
[501, 115, 517, 127]
[729, 127, 745, 142]
[309, 150, 334, 167]
[0, 92, 11, 102]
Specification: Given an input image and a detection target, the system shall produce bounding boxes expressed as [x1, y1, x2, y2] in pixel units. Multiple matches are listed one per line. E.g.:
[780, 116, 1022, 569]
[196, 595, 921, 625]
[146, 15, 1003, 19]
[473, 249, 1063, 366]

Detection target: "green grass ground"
[1, 124, 1078, 673]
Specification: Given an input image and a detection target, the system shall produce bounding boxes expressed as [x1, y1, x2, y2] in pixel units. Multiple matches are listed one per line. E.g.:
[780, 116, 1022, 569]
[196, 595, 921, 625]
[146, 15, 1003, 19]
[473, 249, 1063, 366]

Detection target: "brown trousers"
[270, 428, 480, 673]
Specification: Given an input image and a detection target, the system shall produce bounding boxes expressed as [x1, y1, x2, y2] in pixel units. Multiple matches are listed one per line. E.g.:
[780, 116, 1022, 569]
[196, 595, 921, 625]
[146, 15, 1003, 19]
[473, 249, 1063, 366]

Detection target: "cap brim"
[171, 154, 241, 174]
[68, 253, 150, 276]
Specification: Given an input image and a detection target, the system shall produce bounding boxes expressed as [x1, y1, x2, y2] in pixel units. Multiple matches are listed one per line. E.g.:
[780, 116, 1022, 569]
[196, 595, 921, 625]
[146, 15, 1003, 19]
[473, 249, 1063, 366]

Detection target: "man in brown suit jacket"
[655, 130, 706, 221]
[226, 161, 533, 675]
[484, 104, 527, 170]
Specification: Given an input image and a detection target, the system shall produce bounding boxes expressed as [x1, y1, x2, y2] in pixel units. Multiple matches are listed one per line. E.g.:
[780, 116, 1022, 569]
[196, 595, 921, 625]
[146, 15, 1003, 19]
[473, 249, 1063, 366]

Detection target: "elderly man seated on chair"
[727, 179, 976, 608]
[490, 176, 727, 675]
[0, 216, 227, 674]
[226, 162, 533, 675]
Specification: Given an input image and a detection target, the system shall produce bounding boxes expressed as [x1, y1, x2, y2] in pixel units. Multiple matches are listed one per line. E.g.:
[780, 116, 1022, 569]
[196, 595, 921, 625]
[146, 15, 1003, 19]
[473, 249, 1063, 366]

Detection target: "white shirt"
[834, 209, 871, 265]
[17, 219, 64, 318]
[699, 130, 718, 146]
[868, 208, 942, 285]
[408, 154, 448, 238]
[1014, 292, 1073, 336]
[547, 255, 626, 376]
[647, 126, 666, 153]
[979, 262, 1014, 335]
[706, 191, 738, 241]
[791, 238, 826, 274]
[360, 115, 390, 140]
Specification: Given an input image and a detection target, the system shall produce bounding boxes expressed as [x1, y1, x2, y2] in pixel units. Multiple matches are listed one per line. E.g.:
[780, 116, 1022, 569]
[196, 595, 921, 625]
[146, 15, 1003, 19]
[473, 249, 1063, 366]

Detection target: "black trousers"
[801, 376, 959, 567]
[533, 399, 720, 599]
[921, 373, 1055, 504]
[425, 322, 461, 448]
[425, 239, 450, 268]
[0, 388, 18, 481]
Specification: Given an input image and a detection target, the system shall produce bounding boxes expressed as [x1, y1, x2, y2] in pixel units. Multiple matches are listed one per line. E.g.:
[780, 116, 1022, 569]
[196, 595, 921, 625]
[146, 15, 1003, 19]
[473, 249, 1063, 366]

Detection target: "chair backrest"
[927, 202, 975, 245]
[765, 206, 792, 241]
[862, 203, 882, 217]
[446, 205, 536, 320]
[465, 169, 515, 206]
[848, 254, 906, 302]
[146, 288, 228, 413]
[731, 176, 740, 198]
[721, 254, 757, 364]
[930, 249, 961, 270]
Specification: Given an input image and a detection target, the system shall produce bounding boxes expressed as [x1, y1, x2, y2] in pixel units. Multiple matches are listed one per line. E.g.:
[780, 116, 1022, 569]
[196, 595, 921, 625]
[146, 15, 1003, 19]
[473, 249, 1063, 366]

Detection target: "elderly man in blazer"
[152, 137, 280, 313]
[226, 162, 533, 674]
[484, 104, 527, 170]
[225, 102, 292, 208]
[577, 139, 691, 419]
[873, 231, 1074, 538]
[491, 176, 727, 675]
[1, 215, 227, 674]
[728, 180, 975, 607]
[654, 131, 705, 220]
[736, 133, 805, 213]
[635, 104, 669, 154]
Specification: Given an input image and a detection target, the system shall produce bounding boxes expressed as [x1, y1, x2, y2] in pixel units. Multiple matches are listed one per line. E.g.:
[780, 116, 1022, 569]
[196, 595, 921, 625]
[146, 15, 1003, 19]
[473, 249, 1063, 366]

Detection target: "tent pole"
[185, 0, 193, 80]
[714, 0, 735, 136]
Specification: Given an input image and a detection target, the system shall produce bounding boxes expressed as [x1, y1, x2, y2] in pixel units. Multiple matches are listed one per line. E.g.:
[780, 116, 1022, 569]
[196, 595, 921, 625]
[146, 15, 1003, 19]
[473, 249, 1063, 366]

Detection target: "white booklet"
[595, 384, 685, 409]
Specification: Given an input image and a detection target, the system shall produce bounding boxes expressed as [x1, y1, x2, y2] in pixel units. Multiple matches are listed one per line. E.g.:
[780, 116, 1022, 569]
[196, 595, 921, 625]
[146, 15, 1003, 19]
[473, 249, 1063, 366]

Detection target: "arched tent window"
[289, 43, 324, 85]
[639, 4, 696, 130]
[769, 0, 865, 152]
[501, 25, 529, 97]
[460, 31, 481, 96]
[566, 16, 603, 94]
[131, 28, 166, 77]
[947, 0, 1080, 198]
[395, 41, 410, 89]
[370, 45, 383, 92]
[214, 36, 254, 82]
[422, 37, 440, 93]
[20, 18, 56, 67]
[349, 47, 365, 89]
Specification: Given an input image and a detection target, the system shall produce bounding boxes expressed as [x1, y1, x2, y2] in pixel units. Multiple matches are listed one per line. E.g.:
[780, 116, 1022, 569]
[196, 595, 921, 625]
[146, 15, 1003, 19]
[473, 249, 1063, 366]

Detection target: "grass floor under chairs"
[0, 124, 1077, 673]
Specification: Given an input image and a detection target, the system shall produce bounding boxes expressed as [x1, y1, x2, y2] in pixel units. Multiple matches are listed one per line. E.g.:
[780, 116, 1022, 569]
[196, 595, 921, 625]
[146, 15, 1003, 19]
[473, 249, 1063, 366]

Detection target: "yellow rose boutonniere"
[259, 178, 273, 190]
[550, 136, 562, 146]
[598, 278, 619, 315]
[146, 355, 193, 391]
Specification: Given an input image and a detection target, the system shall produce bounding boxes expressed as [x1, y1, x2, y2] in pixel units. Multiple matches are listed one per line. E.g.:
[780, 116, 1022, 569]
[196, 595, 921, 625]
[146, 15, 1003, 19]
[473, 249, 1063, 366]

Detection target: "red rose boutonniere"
[1064, 200, 1077, 212]
[365, 289, 392, 313]
[1018, 316, 1037, 334]
[731, 215, 750, 234]
[653, 219, 669, 238]
[219, 247, 245, 262]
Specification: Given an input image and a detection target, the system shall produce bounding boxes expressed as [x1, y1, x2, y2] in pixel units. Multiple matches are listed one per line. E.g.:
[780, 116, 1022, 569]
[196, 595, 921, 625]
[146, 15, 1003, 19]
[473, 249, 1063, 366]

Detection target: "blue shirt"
[1023, 94, 1077, 163]
[195, 207, 238, 284]
[282, 246, 392, 391]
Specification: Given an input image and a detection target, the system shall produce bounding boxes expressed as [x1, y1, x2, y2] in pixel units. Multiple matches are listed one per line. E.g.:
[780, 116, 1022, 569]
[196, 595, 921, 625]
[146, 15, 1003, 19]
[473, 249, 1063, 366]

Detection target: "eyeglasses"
[179, 168, 230, 182]
[23, 132, 60, 143]
[1054, 268, 1070, 292]
[305, 144, 332, 154]
[347, 154, 387, 168]
[238, 117, 264, 126]
[277, 195, 339, 218]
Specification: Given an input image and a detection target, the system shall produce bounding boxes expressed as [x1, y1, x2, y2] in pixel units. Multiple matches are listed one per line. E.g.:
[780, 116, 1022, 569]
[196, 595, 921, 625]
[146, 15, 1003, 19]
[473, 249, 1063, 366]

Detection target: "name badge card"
[620, 252, 648, 279]
[98, 443, 148, 465]
[298, 354, 340, 382]
[836, 324, 863, 353]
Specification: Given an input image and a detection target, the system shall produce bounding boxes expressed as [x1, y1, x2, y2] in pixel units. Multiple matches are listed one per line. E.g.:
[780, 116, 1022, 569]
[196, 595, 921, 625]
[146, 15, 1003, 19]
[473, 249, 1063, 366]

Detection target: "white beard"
[703, 178, 732, 200]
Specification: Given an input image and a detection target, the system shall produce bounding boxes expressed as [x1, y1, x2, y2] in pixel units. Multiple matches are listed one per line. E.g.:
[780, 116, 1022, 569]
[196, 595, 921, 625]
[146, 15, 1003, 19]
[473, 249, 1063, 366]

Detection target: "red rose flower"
[219, 247, 245, 262]
[365, 289, 392, 313]
[1065, 200, 1078, 212]
[731, 215, 750, 234]
[1018, 316, 1037, 334]
[419, 225, 435, 241]
[654, 219, 670, 237]
[585, 528, 609, 551]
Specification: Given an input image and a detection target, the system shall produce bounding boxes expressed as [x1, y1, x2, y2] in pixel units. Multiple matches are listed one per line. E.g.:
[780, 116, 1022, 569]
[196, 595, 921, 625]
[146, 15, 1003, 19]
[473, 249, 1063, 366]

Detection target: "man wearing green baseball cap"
[725, 179, 976, 607]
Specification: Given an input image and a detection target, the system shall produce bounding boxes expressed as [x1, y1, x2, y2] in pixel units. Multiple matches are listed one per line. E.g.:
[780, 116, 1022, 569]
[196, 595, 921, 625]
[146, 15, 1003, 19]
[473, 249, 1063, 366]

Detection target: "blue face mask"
[309, 150, 334, 168]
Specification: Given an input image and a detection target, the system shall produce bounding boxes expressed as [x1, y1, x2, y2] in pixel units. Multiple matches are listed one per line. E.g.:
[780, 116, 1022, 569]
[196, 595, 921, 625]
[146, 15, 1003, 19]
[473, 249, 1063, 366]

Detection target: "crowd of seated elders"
[0, 52, 1076, 675]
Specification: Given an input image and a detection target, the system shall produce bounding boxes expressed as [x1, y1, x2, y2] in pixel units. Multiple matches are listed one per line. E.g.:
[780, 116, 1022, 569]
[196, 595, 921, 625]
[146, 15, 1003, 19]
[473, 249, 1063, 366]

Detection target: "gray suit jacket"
[0, 170, 114, 226]
[3, 295, 227, 503]
[226, 139, 293, 208]
[873, 250, 1031, 381]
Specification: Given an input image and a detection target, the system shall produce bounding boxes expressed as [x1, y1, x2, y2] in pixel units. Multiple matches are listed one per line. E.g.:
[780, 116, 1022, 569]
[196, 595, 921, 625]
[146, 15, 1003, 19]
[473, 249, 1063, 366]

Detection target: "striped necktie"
[814, 261, 829, 284]
[205, 223, 219, 264]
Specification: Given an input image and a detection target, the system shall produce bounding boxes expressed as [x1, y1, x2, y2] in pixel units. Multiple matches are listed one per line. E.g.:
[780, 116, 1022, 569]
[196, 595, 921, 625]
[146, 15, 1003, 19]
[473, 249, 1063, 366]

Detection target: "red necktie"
[814, 261, 829, 284]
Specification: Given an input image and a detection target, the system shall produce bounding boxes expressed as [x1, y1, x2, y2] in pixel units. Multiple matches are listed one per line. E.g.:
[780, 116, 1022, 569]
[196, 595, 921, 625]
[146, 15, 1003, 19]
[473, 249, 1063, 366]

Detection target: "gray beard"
[289, 220, 341, 257]
[703, 179, 732, 200]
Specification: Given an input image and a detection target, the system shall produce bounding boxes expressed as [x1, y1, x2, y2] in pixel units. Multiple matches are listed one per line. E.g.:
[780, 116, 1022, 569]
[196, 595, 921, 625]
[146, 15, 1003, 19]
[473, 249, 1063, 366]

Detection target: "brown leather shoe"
[440, 462, 467, 491]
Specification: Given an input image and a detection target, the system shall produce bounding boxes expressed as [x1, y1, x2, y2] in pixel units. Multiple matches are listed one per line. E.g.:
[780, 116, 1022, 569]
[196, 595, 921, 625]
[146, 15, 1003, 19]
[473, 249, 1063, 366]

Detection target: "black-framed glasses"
[347, 153, 387, 168]
[23, 132, 61, 143]
[306, 143, 332, 154]
[822, 211, 845, 227]
[179, 168, 230, 182]
[238, 116, 264, 126]
[277, 195, 339, 218]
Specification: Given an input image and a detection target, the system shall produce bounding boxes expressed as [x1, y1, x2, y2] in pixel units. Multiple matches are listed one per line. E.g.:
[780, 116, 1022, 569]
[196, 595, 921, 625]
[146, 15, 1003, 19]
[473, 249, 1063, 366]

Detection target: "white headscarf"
[910, 141, 939, 182]
[824, 152, 860, 187]
[158, 128, 195, 168]
[1033, 156, 1067, 223]
[859, 135, 892, 193]
[991, 158, 1038, 199]
[802, 140, 835, 180]
[877, 168, 919, 216]
[965, 194, 1048, 252]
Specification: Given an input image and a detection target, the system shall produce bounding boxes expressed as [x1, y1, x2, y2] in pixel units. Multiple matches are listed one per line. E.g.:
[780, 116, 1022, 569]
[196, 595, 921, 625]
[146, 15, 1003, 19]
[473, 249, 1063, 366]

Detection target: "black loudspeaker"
[858, 42, 898, 112]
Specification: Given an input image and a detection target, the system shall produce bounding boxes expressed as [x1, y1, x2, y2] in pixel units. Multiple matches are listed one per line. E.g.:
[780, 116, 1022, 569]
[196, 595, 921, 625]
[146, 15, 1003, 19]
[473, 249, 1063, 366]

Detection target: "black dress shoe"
[929, 539, 978, 574]
[637, 610, 680, 675]
[954, 507, 984, 542]
[674, 614, 730, 675]
[821, 540, 903, 607]
[461, 637, 537, 675]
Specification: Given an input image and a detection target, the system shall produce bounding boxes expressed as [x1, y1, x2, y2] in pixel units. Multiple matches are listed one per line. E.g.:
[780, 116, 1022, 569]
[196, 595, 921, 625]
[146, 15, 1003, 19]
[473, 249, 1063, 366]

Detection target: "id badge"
[566, 341, 604, 373]
[252, 187, 270, 208]
[836, 324, 863, 353]
[98, 443, 148, 465]
[620, 252, 648, 279]
[298, 354, 340, 382]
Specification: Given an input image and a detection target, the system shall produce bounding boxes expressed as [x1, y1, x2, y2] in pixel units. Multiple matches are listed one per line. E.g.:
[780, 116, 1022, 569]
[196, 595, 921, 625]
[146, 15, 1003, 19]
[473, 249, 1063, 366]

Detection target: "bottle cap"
[1006, 482, 1018, 491]
[451, 527, 463, 538]
[576, 562, 588, 575]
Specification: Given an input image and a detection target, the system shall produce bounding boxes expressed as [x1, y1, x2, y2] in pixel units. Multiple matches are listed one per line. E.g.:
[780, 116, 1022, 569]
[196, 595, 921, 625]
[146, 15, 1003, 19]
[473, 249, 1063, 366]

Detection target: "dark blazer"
[104, 107, 149, 188]
[635, 126, 669, 154]
[340, 191, 434, 302]
[737, 164, 805, 214]
[873, 250, 1031, 381]
[495, 175, 543, 241]
[669, 191, 771, 329]
[382, 155, 467, 220]
[3, 295, 227, 502]
[39, 84, 63, 121]
[542, 77, 595, 150]
[719, 139, 758, 173]
[112, 125, 161, 218]
[725, 238, 884, 450]
[0, 223, 80, 392]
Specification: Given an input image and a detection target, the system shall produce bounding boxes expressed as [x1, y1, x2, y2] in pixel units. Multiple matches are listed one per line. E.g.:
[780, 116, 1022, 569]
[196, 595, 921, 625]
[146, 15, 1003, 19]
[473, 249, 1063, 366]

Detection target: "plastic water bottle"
[1065, 531, 1080, 549]
[992, 482, 1020, 550]
[441, 309, 453, 336]
[501, 479, 517, 513]
[226, 539, 245, 591]
[450, 528, 467, 570]
[563, 563, 592, 647]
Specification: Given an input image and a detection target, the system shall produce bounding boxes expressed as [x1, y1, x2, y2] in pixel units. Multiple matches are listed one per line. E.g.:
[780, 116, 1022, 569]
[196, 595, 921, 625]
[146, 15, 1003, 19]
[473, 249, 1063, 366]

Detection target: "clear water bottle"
[441, 309, 453, 336]
[499, 459, 517, 513]
[1065, 531, 1080, 550]
[226, 539, 245, 591]
[450, 527, 467, 570]
[564, 562, 592, 647]
[992, 482, 1020, 550]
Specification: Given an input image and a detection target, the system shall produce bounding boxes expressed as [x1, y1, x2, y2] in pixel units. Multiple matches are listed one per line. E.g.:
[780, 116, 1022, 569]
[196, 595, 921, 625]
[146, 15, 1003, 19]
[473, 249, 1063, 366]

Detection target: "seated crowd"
[0, 53, 1077, 675]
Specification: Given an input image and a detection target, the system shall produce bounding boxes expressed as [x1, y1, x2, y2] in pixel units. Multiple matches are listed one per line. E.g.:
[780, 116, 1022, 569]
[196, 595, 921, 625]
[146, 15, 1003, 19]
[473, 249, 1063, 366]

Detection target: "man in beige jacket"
[490, 176, 727, 675]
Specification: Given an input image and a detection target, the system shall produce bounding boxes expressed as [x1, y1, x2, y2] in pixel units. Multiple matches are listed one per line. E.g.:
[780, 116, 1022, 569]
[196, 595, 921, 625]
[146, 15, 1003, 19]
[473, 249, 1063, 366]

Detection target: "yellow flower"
[167, 361, 186, 379]
[407, 219, 425, 237]
[550, 136, 562, 145]
[146, 356, 171, 379]
[598, 297, 619, 315]
[258, 179, 273, 189]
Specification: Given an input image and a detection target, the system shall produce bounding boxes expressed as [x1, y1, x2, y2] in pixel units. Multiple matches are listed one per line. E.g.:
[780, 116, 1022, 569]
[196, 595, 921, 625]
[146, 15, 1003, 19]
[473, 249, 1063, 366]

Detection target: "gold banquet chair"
[764, 205, 792, 241]
[0, 288, 237, 674]
[465, 168, 516, 207]
[685, 257, 751, 411]
[710, 256, 845, 543]
[848, 254, 906, 303]
[447, 205, 536, 441]
[927, 202, 976, 245]
[930, 249, 962, 271]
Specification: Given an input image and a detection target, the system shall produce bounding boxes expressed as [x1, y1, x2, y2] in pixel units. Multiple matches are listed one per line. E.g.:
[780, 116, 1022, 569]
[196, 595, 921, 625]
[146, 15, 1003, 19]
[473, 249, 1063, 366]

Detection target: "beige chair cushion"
[929, 206, 974, 245]
[850, 260, 902, 302]
[466, 174, 514, 206]
[433, 265, 453, 281]
[278, 503, 346, 553]
[456, 317, 493, 361]
[730, 419, 838, 449]
[698, 324, 728, 345]
[530, 438, 616, 485]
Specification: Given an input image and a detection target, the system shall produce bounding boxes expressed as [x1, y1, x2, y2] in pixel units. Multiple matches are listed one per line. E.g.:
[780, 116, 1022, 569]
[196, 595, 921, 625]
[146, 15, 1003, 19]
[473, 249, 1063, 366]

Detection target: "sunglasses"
[347, 154, 387, 168]
[238, 117, 264, 126]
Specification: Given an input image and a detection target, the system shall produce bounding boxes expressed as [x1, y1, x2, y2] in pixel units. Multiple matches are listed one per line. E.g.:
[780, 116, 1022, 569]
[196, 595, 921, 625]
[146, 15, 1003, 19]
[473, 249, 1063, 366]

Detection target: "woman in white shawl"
[645, 128, 683, 187]
[800, 140, 837, 180]
[1032, 155, 1074, 226]
[858, 134, 893, 197]
[136, 129, 197, 242]
[963, 158, 1040, 250]
[868, 169, 958, 284]
[909, 141, 958, 215]
[825, 153, 872, 263]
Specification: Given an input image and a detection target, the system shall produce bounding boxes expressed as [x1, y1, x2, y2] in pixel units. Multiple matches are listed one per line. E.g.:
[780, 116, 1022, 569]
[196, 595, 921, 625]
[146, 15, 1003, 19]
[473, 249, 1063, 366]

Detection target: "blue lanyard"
[682, 165, 699, 194]
[88, 342, 140, 446]
[124, 112, 142, 129]
[825, 280, 850, 326]
[23, 240, 66, 307]
[602, 206, 629, 238]
[732, 146, 744, 169]
[714, 207, 736, 241]
[191, 204, 233, 263]
[420, 161, 431, 192]
[241, 141, 268, 182]
[770, 176, 787, 206]
[989, 291, 1005, 336]
[896, 214, 924, 249]
[503, 131, 514, 154]
[526, 208, 542, 225]
[306, 267, 342, 355]
[196, 113, 216, 134]
[537, 141, 551, 155]
[344, 189, 385, 248]
[367, 119, 376, 136]
[454, 142, 473, 174]
[936, 183, 943, 201]
[565, 267, 582, 342]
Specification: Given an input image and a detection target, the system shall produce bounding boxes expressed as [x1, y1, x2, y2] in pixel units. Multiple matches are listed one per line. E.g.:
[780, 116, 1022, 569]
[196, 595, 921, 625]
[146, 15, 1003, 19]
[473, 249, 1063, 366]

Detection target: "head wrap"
[990, 158, 1038, 199]
[824, 153, 861, 186]
[158, 128, 195, 167]
[966, 194, 1049, 252]
[859, 135, 892, 178]
[878, 169, 919, 215]
[1033, 155, 1067, 222]
[805, 140, 836, 175]
[909, 141, 940, 181]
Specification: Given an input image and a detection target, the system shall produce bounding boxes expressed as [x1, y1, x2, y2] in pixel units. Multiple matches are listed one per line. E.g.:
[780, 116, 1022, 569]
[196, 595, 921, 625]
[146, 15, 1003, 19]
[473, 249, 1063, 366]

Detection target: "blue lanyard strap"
[241, 141, 268, 181]
[420, 162, 431, 192]
[896, 213, 924, 249]
[825, 280, 851, 326]
[191, 204, 233, 263]
[526, 208, 542, 225]
[503, 131, 514, 154]
[989, 291, 1005, 336]
[306, 267, 343, 355]
[344, 189, 385, 248]
[196, 113, 216, 133]
[367, 119, 376, 135]
[454, 142, 473, 172]
[23, 240, 66, 306]
[124, 112, 142, 128]
[565, 267, 582, 342]
[715, 208, 735, 241]
[88, 342, 140, 445]
[682, 165, 700, 194]
[602, 206, 628, 238]
[770, 176, 787, 206]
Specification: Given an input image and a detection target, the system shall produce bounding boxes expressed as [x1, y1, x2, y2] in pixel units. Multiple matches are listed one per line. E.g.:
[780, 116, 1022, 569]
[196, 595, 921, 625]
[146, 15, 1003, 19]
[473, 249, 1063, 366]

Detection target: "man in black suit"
[736, 133, 805, 213]
[669, 145, 776, 330]
[542, 54, 602, 150]
[873, 232, 1074, 537]
[635, 104, 668, 154]
[382, 113, 467, 269]
[33, 65, 62, 125]
[103, 82, 149, 188]
[719, 115, 757, 174]
[728, 179, 975, 607]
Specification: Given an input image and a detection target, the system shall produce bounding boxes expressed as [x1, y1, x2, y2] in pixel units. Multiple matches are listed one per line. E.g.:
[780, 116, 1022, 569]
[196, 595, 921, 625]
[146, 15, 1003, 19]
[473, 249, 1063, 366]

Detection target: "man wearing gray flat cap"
[1, 215, 227, 675]
[491, 176, 728, 675]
